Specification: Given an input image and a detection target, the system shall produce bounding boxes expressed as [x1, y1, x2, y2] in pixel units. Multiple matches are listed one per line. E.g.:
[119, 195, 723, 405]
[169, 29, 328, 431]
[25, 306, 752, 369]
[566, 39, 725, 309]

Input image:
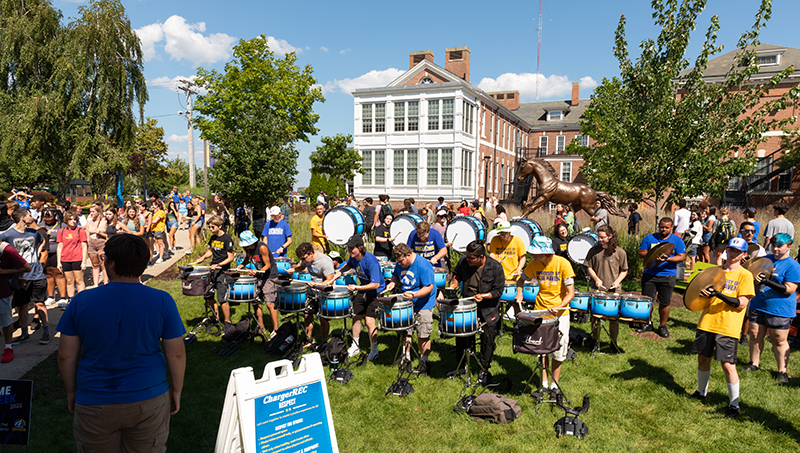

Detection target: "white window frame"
[547, 110, 563, 121]
[556, 135, 566, 154]
[539, 135, 548, 154]
[561, 161, 572, 182]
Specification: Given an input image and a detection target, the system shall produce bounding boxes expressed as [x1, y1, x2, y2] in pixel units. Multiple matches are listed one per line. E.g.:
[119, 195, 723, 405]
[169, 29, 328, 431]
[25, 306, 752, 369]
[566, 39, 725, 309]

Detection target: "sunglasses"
[741, 229, 755, 233]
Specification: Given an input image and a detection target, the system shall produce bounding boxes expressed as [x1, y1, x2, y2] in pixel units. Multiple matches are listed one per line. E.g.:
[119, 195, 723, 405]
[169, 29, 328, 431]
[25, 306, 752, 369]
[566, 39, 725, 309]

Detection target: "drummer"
[332, 235, 385, 361]
[384, 244, 437, 376]
[585, 225, 628, 352]
[449, 241, 505, 386]
[488, 221, 526, 316]
[515, 236, 575, 396]
[406, 221, 447, 269]
[287, 242, 336, 346]
[189, 215, 234, 328]
[236, 230, 280, 340]
[373, 214, 395, 261]
[692, 238, 754, 417]
[637, 217, 686, 338]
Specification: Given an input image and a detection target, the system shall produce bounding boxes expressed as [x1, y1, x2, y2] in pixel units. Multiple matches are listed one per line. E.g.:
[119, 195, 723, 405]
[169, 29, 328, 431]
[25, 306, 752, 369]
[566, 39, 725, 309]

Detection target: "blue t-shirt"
[639, 233, 686, 277]
[16, 199, 30, 210]
[406, 229, 446, 262]
[749, 255, 800, 318]
[393, 254, 437, 311]
[56, 282, 186, 405]
[262, 219, 292, 257]
[346, 253, 385, 294]
[0, 228, 45, 281]
[170, 192, 180, 203]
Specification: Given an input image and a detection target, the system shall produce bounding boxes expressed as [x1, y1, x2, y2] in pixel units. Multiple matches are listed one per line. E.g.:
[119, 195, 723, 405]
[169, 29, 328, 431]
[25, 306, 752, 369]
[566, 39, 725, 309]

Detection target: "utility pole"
[178, 79, 198, 188]
[204, 140, 210, 204]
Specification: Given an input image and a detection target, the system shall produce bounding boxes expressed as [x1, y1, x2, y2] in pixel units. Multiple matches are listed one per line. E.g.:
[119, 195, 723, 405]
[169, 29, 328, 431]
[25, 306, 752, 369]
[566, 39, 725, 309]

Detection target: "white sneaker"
[155, 258, 164, 264]
[44, 297, 55, 306]
[57, 300, 69, 310]
[367, 349, 379, 361]
[347, 344, 360, 358]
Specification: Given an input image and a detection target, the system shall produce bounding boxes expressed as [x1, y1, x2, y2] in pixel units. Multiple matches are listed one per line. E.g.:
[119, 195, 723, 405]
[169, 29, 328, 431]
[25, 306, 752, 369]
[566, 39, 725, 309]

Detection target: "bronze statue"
[517, 158, 624, 218]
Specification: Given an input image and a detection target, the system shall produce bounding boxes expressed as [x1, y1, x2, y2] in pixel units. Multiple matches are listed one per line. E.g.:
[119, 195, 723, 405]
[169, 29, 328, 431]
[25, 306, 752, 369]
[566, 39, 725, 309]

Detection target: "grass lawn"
[7, 277, 800, 452]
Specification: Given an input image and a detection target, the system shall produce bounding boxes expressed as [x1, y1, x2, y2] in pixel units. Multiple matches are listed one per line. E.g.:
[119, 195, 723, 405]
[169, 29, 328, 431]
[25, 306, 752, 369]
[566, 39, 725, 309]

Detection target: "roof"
[514, 99, 591, 128]
[69, 178, 91, 185]
[678, 43, 800, 79]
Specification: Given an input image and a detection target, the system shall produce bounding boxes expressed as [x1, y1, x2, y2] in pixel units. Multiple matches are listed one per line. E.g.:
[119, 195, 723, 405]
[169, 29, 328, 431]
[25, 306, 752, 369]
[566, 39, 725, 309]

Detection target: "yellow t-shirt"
[151, 210, 166, 232]
[697, 266, 755, 338]
[524, 255, 575, 311]
[310, 214, 327, 249]
[488, 235, 526, 281]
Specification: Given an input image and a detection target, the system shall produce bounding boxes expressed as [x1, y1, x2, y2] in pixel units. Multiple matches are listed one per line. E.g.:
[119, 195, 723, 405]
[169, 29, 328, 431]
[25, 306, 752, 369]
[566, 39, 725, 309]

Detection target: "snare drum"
[277, 282, 308, 313]
[322, 206, 365, 245]
[591, 292, 620, 319]
[382, 265, 395, 280]
[501, 280, 518, 302]
[567, 231, 599, 265]
[439, 301, 479, 337]
[227, 275, 257, 303]
[335, 272, 357, 286]
[570, 291, 591, 313]
[275, 257, 292, 275]
[181, 266, 210, 297]
[618, 294, 653, 322]
[446, 215, 487, 252]
[434, 267, 448, 289]
[379, 300, 415, 331]
[522, 281, 539, 303]
[390, 213, 424, 246]
[319, 289, 352, 319]
[293, 271, 312, 282]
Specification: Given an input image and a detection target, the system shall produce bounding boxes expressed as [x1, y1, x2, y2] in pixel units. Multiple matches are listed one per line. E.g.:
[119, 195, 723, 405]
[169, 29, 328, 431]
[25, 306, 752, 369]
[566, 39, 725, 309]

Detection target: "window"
[442, 99, 454, 129]
[481, 110, 486, 137]
[426, 149, 452, 185]
[362, 150, 372, 185]
[428, 100, 439, 130]
[374, 150, 385, 185]
[500, 163, 505, 198]
[462, 149, 473, 187]
[561, 162, 572, 182]
[362, 104, 372, 133]
[427, 149, 439, 185]
[375, 103, 385, 132]
[548, 110, 563, 121]
[556, 135, 566, 153]
[392, 149, 417, 185]
[490, 114, 494, 142]
[779, 168, 792, 192]
[495, 163, 500, 192]
[394, 149, 405, 184]
[407, 149, 417, 185]
[408, 101, 418, 131]
[362, 103, 385, 133]
[441, 148, 453, 184]
[752, 156, 771, 192]
[503, 123, 507, 149]
[539, 136, 548, 156]
[757, 55, 778, 65]
[462, 101, 475, 135]
[576, 134, 589, 147]
[394, 102, 405, 132]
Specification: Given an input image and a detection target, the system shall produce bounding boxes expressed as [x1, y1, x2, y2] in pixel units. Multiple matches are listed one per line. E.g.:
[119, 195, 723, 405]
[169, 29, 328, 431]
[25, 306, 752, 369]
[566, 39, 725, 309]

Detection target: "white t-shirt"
[674, 208, 690, 233]
[690, 220, 704, 245]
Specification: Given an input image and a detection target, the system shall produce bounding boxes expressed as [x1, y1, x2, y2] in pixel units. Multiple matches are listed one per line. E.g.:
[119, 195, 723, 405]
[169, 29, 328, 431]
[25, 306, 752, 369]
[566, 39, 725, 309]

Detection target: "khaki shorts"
[550, 313, 571, 362]
[87, 238, 106, 254]
[414, 308, 433, 338]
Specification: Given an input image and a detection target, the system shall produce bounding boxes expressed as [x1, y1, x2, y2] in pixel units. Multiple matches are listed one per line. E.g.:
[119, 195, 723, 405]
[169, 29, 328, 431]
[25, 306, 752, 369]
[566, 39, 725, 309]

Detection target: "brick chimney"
[445, 46, 471, 82]
[571, 82, 579, 106]
[488, 91, 519, 110]
[409, 50, 434, 69]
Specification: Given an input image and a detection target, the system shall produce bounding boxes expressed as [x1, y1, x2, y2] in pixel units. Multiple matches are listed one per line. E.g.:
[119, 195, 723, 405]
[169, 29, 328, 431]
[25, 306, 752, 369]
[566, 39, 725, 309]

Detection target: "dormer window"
[757, 55, 778, 66]
[548, 110, 564, 121]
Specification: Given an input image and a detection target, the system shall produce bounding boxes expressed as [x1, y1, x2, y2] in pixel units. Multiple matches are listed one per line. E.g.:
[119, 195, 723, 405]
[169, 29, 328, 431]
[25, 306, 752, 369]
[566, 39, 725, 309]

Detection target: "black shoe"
[30, 318, 41, 331]
[637, 323, 654, 333]
[725, 405, 741, 418]
[656, 324, 670, 338]
[531, 388, 551, 400]
[11, 335, 30, 345]
[413, 360, 431, 376]
[776, 372, 789, 384]
[585, 338, 598, 351]
[476, 370, 492, 386]
[689, 390, 707, 400]
[740, 363, 760, 372]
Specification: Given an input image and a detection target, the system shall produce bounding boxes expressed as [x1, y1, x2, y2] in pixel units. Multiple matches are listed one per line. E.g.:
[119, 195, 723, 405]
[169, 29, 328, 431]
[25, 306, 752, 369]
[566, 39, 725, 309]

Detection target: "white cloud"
[167, 133, 189, 143]
[339, 48, 351, 55]
[323, 68, 404, 95]
[134, 16, 237, 66]
[148, 75, 209, 95]
[265, 36, 300, 56]
[477, 73, 598, 101]
[320, 46, 329, 53]
[134, 23, 164, 61]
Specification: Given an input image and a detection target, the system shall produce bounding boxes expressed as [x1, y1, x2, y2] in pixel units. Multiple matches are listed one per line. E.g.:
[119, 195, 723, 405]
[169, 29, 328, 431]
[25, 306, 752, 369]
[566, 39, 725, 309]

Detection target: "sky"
[52, 0, 800, 190]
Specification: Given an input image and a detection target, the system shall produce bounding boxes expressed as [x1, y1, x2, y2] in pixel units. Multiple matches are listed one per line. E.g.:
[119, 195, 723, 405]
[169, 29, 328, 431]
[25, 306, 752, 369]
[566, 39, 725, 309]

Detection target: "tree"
[573, 0, 798, 219]
[308, 172, 338, 202]
[309, 134, 361, 197]
[162, 158, 190, 189]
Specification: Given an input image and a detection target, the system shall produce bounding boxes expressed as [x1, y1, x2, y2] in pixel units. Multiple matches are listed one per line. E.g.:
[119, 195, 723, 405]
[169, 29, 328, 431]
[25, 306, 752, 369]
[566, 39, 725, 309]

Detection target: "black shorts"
[205, 269, 228, 305]
[691, 330, 738, 363]
[748, 309, 793, 330]
[152, 231, 166, 239]
[61, 261, 82, 272]
[352, 291, 379, 318]
[641, 274, 676, 307]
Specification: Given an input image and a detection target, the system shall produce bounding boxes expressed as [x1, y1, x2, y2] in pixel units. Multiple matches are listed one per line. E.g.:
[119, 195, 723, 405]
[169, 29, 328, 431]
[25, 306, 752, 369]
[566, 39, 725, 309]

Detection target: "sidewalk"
[0, 227, 193, 380]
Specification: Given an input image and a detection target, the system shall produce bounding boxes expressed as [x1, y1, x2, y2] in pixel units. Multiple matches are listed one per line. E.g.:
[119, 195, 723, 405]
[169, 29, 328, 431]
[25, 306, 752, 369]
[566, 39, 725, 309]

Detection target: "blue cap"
[528, 236, 555, 255]
[726, 237, 747, 252]
[239, 230, 258, 247]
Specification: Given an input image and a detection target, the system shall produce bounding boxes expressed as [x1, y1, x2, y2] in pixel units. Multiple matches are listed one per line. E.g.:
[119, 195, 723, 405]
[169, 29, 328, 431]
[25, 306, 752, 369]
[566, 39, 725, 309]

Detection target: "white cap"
[269, 206, 281, 216]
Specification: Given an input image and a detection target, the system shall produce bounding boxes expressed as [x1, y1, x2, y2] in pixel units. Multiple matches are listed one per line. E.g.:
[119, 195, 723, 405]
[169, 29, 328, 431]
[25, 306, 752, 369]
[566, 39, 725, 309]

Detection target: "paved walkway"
[0, 227, 194, 380]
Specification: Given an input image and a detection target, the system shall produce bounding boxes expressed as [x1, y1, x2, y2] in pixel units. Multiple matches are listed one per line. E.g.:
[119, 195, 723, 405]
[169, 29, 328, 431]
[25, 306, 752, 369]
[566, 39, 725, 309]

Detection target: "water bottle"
[278, 335, 294, 353]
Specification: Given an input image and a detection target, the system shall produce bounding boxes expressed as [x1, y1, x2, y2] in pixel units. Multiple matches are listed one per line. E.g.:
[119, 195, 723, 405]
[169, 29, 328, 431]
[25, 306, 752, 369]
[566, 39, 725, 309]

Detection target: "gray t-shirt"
[0, 228, 45, 281]
[764, 217, 795, 253]
[593, 208, 609, 229]
[303, 252, 335, 283]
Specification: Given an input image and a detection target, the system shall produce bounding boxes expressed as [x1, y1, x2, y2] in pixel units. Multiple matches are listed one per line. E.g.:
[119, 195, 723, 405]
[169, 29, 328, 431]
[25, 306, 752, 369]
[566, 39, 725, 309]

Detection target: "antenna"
[536, 0, 543, 102]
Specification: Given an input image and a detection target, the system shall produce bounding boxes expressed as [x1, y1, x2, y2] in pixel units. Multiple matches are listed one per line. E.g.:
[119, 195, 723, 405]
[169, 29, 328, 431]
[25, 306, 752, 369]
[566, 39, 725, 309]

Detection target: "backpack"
[319, 335, 347, 367]
[468, 393, 522, 424]
[714, 218, 736, 247]
[264, 321, 295, 355]
[221, 319, 251, 343]
[379, 203, 393, 222]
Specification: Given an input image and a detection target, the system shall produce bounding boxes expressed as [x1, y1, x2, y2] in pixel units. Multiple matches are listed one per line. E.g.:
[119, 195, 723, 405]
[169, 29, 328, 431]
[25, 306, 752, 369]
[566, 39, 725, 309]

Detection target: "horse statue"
[517, 158, 624, 219]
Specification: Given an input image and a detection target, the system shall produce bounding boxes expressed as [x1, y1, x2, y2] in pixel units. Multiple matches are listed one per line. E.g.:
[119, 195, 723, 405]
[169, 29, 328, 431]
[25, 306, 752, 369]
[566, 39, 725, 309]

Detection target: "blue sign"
[0, 380, 32, 445]
[254, 381, 333, 453]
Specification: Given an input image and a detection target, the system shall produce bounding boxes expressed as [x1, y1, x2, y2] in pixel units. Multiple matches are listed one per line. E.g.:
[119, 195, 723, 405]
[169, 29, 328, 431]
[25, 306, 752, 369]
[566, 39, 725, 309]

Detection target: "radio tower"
[536, 0, 543, 102]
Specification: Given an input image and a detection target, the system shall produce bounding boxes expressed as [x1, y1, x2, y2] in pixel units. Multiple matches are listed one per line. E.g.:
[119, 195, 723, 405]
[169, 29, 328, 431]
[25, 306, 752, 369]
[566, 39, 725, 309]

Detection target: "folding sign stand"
[215, 353, 339, 453]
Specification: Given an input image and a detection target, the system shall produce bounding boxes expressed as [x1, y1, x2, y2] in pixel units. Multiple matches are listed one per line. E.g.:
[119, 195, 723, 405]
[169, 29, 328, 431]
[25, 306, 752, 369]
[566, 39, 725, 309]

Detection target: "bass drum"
[322, 206, 365, 245]
[390, 213, 424, 246]
[485, 218, 543, 252]
[567, 231, 599, 265]
[445, 215, 487, 253]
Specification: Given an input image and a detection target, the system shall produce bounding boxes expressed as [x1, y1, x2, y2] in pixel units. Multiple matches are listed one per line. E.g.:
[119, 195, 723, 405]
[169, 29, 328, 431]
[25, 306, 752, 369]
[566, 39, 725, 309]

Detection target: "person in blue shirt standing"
[637, 217, 687, 338]
[406, 221, 448, 269]
[261, 206, 292, 257]
[385, 243, 437, 376]
[742, 233, 799, 383]
[333, 235, 385, 360]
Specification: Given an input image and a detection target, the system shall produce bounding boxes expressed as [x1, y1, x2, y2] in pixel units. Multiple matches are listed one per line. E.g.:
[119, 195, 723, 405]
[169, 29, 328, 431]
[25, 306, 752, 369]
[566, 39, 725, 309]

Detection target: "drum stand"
[520, 326, 572, 413]
[386, 324, 419, 397]
[184, 297, 223, 345]
[590, 316, 623, 358]
[214, 298, 269, 356]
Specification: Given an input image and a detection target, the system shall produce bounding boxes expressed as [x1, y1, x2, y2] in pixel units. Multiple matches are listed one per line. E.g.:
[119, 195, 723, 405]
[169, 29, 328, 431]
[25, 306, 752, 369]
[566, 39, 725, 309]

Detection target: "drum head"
[323, 208, 356, 245]
[390, 214, 420, 246]
[446, 218, 478, 252]
[567, 234, 597, 265]
[510, 220, 540, 251]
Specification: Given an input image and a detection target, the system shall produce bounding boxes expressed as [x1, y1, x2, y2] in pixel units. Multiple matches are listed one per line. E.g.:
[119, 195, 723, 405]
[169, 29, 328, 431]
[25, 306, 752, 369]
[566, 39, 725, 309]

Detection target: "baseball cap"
[329, 251, 341, 260]
[495, 221, 512, 233]
[745, 207, 756, 215]
[528, 236, 555, 255]
[436, 209, 447, 216]
[269, 206, 281, 216]
[726, 237, 747, 252]
[346, 235, 364, 248]
[239, 230, 258, 247]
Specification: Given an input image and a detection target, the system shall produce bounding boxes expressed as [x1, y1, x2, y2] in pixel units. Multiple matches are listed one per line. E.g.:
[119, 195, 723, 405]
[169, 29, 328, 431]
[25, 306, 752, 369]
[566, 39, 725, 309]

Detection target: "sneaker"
[725, 405, 741, 418]
[413, 360, 430, 376]
[347, 344, 360, 358]
[689, 390, 707, 400]
[366, 349, 379, 361]
[11, 335, 30, 345]
[740, 363, 760, 372]
[776, 372, 789, 384]
[39, 333, 50, 345]
[739, 334, 749, 346]
[1, 348, 13, 363]
[31, 318, 41, 330]
[656, 324, 670, 338]
[155, 258, 164, 264]
[531, 388, 551, 400]
[476, 370, 492, 386]
[44, 297, 55, 306]
[636, 322, 654, 333]
[57, 299, 69, 309]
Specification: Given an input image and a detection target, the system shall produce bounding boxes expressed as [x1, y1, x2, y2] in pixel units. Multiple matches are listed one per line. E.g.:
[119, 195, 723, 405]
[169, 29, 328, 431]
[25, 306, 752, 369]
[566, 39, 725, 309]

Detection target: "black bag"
[319, 335, 347, 367]
[265, 321, 294, 354]
[181, 273, 209, 296]
[222, 319, 250, 343]
[513, 321, 560, 355]
[468, 393, 522, 424]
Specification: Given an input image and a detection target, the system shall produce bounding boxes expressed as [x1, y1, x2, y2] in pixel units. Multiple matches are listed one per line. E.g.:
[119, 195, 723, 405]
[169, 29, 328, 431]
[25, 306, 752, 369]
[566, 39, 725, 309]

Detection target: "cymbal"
[643, 242, 675, 269]
[747, 243, 761, 257]
[744, 257, 773, 279]
[684, 267, 725, 312]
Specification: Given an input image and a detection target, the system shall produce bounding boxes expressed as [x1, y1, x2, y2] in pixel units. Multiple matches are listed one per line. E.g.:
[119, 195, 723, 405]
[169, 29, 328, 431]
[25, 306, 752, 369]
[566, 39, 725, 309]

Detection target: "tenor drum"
[618, 294, 652, 322]
[445, 215, 487, 252]
[227, 275, 257, 303]
[277, 282, 308, 313]
[570, 291, 591, 313]
[390, 213, 424, 246]
[335, 272, 357, 286]
[322, 206, 365, 245]
[293, 271, 312, 282]
[434, 267, 448, 289]
[591, 292, 620, 319]
[379, 300, 415, 331]
[567, 231, 599, 265]
[382, 265, 395, 280]
[319, 289, 352, 319]
[501, 280, 518, 302]
[439, 301, 479, 337]
[275, 257, 292, 275]
[522, 280, 539, 303]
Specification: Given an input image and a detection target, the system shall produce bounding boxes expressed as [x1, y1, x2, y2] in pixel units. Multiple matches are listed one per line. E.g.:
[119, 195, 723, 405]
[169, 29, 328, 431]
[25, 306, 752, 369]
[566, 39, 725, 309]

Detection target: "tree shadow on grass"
[666, 338, 694, 355]
[738, 403, 800, 444]
[611, 358, 688, 397]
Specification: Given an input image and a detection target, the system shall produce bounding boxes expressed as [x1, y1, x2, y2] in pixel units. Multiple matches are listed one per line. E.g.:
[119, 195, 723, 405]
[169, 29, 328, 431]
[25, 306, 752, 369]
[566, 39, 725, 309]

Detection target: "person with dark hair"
[743, 233, 799, 384]
[591, 199, 608, 230]
[674, 199, 691, 235]
[628, 203, 641, 236]
[57, 234, 186, 451]
[373, 214, 395, 260]
[552, 223, 570, 258]
[190, 215, 234, 326]
[406, 221, 447, 268]
[362, 197, 375, 235]
[494, 205, 508, 224]
[56, 212, 88, 309]
[701, 206, 717, 263]
[378, 194, 392, 225]
[450, 241, 504, 385]
[30, 193, 47, 224]
[742, 207, 760, 239]
[637, 218, 687, 337]
[334, 235, 385, 360]
[585, 225, 628, 352]
[287, 242, 336, 345]
[763, 202, 793, 254]
[409, 198, 418, 215]
[436, 196, 445, 211]
[41, 207, 67, 308]
[458, 200, 470, 216]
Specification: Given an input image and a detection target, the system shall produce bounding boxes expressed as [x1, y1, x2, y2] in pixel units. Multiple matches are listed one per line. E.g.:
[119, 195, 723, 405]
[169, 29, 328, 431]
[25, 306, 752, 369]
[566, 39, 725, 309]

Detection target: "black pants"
[455, 315, 499, 371]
